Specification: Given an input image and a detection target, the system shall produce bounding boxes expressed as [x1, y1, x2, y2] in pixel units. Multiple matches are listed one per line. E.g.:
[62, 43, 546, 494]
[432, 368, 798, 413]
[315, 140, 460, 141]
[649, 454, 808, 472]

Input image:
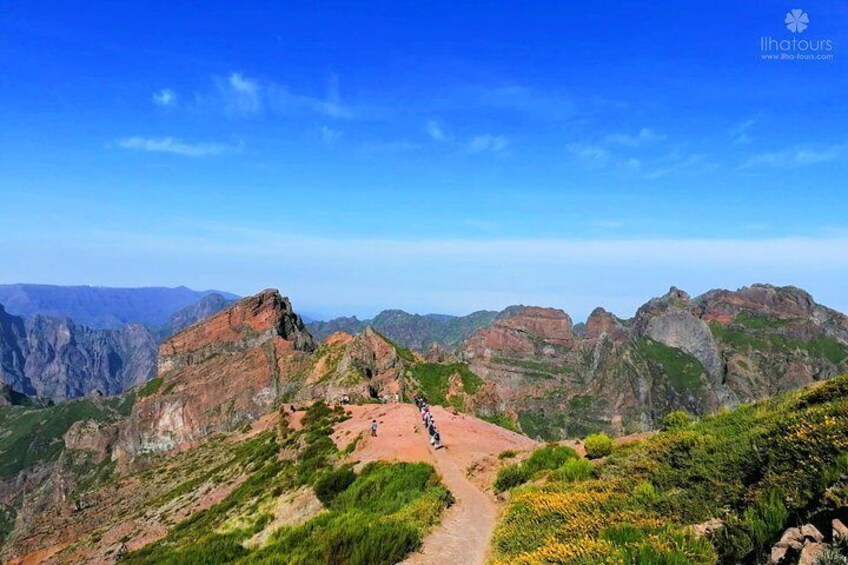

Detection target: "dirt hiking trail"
[331, 404, 537, 565]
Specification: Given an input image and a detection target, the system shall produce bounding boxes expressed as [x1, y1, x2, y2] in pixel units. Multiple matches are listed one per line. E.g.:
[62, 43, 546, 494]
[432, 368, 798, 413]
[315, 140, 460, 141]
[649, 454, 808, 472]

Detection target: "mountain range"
[0, 284, 847, 564]
[0, 288, 236, 402]
[0, 284, 237, 329]
[307, 307, 523, 350]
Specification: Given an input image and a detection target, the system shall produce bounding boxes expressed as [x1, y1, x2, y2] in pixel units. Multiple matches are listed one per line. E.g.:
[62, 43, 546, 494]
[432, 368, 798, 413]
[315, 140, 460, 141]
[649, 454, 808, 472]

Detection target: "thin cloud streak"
[117, 136, 237, 157]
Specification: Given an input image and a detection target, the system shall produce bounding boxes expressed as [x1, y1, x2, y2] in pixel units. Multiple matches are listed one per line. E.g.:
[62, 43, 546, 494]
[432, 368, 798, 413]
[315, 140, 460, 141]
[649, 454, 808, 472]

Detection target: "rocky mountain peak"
[158, 289, 313, 375]
[500, 306, 574, 344]
[118, 290, 315, 461]
[585, 307, 628, 340]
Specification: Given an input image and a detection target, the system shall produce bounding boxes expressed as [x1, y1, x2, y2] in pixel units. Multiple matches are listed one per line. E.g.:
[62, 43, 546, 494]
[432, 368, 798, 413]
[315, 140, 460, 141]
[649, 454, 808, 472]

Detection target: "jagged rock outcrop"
[117, 290, 314, 461]
[0, 304, 157, 402]
[458, 285, 848, 439]
[296, 328, 409, 402]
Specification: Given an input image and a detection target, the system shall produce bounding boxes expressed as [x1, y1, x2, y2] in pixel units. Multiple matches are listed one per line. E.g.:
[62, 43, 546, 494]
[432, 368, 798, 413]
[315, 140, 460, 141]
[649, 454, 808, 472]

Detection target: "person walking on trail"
[370, 419, 378, 437]
[433, 430, 442, 449]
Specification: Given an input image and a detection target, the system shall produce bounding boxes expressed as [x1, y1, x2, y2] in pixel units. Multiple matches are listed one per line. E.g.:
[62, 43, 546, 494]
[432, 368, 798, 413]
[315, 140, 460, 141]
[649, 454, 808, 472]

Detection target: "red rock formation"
[299, 327, 409, 402]
[464, 307, 573, 359]
[585, 307, 628, 341]
[116, 290, 314, 462]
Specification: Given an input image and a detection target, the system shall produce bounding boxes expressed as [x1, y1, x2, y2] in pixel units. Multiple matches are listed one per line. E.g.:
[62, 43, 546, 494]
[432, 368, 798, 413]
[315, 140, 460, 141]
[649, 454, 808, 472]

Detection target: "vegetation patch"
[124, 401, 451, 565]
[710, 323, 848, 366]
[409, 363, 483, 406]
[494, 444, 581, 493]
[584, 433, 614, 459]
[138, 376, 163, 398]
[479, 411, 520, 433]
[636, 338, 706, 392]
[492, 373, 848, 564]
[0, 396, 132, 479]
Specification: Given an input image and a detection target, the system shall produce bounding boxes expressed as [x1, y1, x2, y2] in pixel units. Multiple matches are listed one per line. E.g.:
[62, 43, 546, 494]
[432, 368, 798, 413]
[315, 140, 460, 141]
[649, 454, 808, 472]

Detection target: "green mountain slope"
[492, 373, 848, 564]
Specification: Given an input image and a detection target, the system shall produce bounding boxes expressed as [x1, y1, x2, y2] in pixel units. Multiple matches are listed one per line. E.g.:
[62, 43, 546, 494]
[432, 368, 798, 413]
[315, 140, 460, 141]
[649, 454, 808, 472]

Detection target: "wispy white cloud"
[567, 143, 610, 163]
[152, 88, 176, 107]
[475, 85, 575, 120]
[742, 145, 846, 168]
[203, 71, 355, 119]
[605, 128, 664, 146]
[219, 72, 261, 115]
[468, 134, 510, 155]
[319, 126, 343, 145]
[427, 120, 449, 142]
[731, 119, 756, 145]
[645, 154, 711, 179]
[117, 136, 237, 157]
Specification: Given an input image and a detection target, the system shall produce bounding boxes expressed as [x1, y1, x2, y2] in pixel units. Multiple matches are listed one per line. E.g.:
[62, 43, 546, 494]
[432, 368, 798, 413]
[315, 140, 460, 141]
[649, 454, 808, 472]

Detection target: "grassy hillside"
[0, 394, 134, 479]
[492, 374, 848, 564]
[123, 401, 452, 565]
[408, 362, 483, 408]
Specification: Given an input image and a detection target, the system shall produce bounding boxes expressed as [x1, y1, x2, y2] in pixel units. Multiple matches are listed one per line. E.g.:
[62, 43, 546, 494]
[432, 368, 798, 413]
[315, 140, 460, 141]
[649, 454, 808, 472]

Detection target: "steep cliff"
[0, 304, 157, 402]
[117, 289, 315, 461]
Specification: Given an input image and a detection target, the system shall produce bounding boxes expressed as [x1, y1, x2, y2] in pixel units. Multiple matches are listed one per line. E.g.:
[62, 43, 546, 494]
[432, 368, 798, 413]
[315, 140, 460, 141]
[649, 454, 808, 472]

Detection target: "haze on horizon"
[1, 1, 846, 322]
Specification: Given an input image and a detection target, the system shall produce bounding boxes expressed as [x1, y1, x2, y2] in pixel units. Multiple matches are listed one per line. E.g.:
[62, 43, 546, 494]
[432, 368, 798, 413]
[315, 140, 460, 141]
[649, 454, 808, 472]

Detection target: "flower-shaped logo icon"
[785, 9, 810, 33]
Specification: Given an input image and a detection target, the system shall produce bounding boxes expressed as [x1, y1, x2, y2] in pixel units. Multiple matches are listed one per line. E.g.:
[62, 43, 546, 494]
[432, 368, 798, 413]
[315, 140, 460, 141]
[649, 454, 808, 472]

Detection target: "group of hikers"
[414, 396, 443, 449]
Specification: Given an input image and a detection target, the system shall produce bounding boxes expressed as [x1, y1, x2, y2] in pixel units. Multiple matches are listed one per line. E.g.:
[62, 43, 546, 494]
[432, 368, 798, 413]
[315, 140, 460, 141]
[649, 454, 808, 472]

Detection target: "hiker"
[289, 405, 296, 413]
[433, 430, 442, 449]
[370, 419, 378, 437]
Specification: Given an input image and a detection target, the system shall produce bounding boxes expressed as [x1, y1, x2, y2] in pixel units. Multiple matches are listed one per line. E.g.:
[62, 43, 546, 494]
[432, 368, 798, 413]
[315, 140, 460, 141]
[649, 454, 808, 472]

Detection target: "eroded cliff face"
[295, 327, 409, 402]
[0, 305, 157, 402]
[459, 285, 848, 439]
[117, 290, 314, 462]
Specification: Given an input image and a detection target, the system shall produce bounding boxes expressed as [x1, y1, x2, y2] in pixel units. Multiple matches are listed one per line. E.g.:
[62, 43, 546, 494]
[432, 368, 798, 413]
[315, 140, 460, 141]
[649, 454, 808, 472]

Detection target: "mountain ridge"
[0, 284, 238, 329]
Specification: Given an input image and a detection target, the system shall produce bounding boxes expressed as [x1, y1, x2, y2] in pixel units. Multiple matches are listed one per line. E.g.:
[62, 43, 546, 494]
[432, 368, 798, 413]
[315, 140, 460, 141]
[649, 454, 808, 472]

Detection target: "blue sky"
[1, 1, 847, 321]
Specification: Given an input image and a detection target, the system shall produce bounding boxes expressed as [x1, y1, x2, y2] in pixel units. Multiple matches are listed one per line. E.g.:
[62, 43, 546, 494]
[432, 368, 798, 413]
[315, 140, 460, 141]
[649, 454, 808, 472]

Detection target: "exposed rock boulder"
[63, 420, 120, 464]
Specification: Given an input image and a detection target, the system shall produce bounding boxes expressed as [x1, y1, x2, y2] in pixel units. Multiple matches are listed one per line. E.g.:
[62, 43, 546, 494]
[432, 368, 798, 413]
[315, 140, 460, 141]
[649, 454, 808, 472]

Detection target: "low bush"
[313, 466, 356, 506]
[584, 433, 614, 459]
[660, 410, 691, 431]
[494, 464, 530, 493]
[551, 458, 594, 483]
[524, 444, 578, 474]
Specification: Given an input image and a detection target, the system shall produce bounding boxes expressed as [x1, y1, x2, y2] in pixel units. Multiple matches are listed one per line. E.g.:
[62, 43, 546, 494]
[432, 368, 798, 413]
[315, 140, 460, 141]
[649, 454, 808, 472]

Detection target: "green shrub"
[742, 491, 788, 547]
[313, 466, 356, 506]
[660, 410, 691, 431]
[584, 433, 614, 459]
[631, 480, 660, 506]
[481, 412, 520, 433]
[498, 449, 518, 460]
[524, 444, 578, 474]
[494, 464, 530, 493]
[300, 400, 333, 428]
[550, 458, 594, 483]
